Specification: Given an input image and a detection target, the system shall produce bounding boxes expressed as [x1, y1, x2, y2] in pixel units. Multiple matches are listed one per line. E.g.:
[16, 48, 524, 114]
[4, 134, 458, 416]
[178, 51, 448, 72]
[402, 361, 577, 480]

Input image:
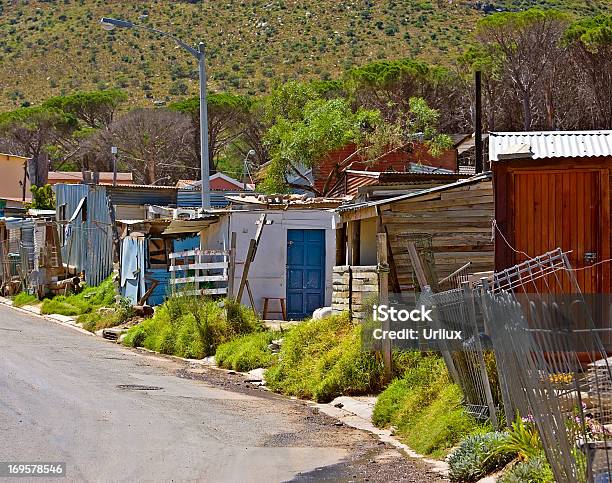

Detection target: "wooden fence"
[169, 248, 229, 296]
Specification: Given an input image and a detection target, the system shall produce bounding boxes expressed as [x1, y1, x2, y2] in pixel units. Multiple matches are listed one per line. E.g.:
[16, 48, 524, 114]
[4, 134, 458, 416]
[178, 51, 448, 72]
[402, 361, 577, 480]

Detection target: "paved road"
[0, 305, 442, 483]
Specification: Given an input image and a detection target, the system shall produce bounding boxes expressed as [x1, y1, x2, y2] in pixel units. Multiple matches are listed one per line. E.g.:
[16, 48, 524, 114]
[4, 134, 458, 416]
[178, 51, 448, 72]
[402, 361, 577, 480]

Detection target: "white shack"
[164, 195, 342, 320]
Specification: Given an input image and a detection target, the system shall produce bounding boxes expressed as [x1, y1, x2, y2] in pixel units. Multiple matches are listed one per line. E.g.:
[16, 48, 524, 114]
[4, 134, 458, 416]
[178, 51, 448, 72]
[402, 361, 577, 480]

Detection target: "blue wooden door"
[286, 229, 325, 319]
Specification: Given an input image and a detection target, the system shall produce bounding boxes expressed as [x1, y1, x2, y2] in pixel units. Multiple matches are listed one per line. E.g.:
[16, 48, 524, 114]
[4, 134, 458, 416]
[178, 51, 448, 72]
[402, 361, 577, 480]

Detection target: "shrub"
[123, 295, 261, 358]
[488, 416, 543, 462]
[372, 355, 483, 457]
[40, 276, 116, 316]
[265, 313, 387, 402]
[12, 292, 38, 307]
[499, 455, 554, 483]
[215, 331, 278, 372]
[447, 432, 514, 482]
[77, 297, 133, 332]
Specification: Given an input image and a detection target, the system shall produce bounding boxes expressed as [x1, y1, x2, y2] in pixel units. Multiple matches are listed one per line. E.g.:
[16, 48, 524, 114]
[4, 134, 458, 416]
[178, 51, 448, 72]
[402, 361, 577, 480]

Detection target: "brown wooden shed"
[334, 173, 494, 316]
[491, 130, 612, 294]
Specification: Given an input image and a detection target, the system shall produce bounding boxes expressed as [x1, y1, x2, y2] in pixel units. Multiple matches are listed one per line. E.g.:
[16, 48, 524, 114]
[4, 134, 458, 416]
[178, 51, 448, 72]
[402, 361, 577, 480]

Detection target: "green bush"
[123, 295, 261, 358]
[488, 417, 543, 462]
[40, 276, 116, 316]
[77, 311, 119, 332]
[265, 313, 387, 402]
[499, 455, 554, 483]
[12, 292, 38, 307]
[447, 432, 514, 482]
[373, 354, 483, 457]
[215, 331, 279, 372]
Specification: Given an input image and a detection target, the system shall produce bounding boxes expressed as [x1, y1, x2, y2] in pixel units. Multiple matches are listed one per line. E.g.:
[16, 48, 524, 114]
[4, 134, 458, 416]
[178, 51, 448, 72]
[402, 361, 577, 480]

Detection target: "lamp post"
[243, 149, 255, 190]
[99, 17, 211, 209]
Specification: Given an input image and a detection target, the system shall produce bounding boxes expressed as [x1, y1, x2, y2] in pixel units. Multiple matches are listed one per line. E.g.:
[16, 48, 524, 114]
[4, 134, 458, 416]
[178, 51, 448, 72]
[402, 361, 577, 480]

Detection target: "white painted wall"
[200, 209, 336, 316]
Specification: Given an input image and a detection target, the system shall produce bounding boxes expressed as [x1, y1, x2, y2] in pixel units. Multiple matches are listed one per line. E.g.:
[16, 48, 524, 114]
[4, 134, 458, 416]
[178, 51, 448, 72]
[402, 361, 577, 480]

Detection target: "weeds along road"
[0, 305, 444, 483]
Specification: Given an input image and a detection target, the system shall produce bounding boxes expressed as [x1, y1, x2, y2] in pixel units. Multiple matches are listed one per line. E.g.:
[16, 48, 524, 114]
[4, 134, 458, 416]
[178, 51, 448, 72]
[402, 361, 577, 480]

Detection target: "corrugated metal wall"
[106, 186, 177, 206]
[177, 190, 235, 208]
[56, 184, 114, 286]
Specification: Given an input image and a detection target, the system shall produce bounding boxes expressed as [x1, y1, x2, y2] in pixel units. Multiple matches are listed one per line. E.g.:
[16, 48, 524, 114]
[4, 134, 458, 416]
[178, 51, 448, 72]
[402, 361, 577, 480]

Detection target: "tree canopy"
[43, 89, 127, 129]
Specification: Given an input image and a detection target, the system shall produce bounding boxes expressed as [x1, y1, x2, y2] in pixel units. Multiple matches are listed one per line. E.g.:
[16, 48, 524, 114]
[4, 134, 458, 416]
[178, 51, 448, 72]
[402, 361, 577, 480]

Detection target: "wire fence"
[423, 248, 612, 482]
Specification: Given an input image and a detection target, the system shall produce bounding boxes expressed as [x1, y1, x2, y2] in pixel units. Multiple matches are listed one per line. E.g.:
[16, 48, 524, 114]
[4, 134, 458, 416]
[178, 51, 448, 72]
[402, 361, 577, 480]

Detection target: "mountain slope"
[0, 0, 609, 110]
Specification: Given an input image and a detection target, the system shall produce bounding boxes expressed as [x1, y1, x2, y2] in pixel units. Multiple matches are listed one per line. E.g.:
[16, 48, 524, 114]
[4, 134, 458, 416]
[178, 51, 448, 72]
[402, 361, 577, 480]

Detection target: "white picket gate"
[169, 248, 229, 296]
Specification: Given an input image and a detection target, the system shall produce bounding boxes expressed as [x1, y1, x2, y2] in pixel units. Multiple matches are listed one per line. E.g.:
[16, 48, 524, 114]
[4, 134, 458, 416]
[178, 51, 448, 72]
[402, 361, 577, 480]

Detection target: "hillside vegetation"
[0, 0, 608, 109]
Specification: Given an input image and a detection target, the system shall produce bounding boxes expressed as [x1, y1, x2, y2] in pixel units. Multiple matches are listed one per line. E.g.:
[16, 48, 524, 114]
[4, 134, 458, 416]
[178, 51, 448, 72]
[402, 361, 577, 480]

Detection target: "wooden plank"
[168, 249, 228, 259]
[180, 288, 228, 296]
[237, 238, 257, 304]
[228, 232, 237, 298]
[384, 214, 494, 224]
[350, 220, 360, 265]
[577, 171, 585, 283]
[169, 262, 229, 272]
[406, 241, 429, 290]
[387, 227, 493, 236]
[171, 275, 228, 284]
[391, 196, 494, 212]
[377, 232, 391, 383]
[440, 189, 493, 200]
[339, 205, 378, 223]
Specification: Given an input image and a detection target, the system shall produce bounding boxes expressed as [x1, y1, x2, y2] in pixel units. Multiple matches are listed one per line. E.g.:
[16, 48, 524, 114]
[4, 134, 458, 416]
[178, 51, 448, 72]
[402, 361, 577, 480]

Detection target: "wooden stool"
[262, 297, 287, 320]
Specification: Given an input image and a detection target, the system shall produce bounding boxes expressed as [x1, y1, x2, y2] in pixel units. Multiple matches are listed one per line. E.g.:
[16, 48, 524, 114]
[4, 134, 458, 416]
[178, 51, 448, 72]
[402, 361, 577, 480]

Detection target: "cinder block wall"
[332, 265, 378, 320]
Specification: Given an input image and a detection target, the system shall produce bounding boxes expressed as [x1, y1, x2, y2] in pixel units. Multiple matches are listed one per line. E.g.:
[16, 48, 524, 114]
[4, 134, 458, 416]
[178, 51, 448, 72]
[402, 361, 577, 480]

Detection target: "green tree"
[475, 8, 570, 130]
[43, 89, 127, 128]
[28, 184, 55, 210]
[169, 93, 251, 173]
[0, 106, 77, 183]
[564, 15, 612, 128]
[345, 58, 465, 132]
[260, 96, 451, 194]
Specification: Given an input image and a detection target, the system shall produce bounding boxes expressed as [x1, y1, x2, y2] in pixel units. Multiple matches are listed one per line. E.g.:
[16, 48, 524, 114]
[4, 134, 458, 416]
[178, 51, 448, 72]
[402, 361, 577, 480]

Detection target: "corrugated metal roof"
[337, 172, 492, 214]
[177, 190, 237, 208]
[106, 185, 177, 206]
[489, 131, 612, 162]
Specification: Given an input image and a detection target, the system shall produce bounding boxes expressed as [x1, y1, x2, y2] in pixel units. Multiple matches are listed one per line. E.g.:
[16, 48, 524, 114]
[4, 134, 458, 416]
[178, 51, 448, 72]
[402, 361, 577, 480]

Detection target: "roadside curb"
[0, 296, 94, 337]
[315, 396, 450, 477]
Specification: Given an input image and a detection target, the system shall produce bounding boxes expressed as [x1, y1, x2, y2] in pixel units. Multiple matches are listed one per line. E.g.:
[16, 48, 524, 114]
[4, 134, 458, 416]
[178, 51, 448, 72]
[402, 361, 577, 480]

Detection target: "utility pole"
[475, 70, 483, 174]
[111, 146, 118, 186]
[99, 17, 211, 208]
[198, 42, 211, 209]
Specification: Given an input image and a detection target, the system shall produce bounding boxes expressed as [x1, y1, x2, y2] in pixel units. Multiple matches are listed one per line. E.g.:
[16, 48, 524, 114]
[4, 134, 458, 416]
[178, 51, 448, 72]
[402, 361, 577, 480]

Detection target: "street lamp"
[243, 149, 256, 190]
[99, 17, 211, 209]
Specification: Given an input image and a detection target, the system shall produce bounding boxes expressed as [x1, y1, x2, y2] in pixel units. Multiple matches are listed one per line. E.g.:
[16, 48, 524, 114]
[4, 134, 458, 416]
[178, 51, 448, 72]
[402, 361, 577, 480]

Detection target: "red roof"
[313, 143, 458, 195]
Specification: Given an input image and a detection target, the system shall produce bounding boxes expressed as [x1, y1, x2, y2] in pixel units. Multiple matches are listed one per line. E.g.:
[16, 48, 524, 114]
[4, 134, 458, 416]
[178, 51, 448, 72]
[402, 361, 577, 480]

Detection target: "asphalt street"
[0, 305, 443, 483]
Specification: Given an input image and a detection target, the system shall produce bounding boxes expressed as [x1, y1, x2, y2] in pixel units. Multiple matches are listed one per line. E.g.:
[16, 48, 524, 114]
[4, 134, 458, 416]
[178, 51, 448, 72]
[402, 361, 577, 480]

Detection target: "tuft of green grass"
[372, 354, 484, 457]
[40, 276, 116, 316]
[77, 311, 122, 333]
[12, 292, 39, 307]
[264, 313, 389, 402]
[123, 295, 262, 359]
[39, 276, 135, 332]
[215, 330, 279, 372]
